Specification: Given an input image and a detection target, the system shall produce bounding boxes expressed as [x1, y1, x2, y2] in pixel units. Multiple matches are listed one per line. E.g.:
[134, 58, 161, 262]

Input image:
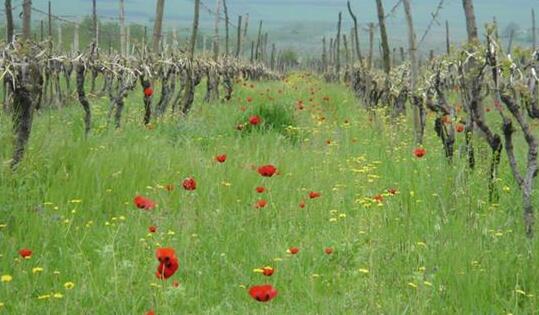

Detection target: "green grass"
[0, 74, 538, 314]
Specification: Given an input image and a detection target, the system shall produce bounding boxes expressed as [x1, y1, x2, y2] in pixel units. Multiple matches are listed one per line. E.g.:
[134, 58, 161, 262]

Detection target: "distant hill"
[11, 0, 539, 55]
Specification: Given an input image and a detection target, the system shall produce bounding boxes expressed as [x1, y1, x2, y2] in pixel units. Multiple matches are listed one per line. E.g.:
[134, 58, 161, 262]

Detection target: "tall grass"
[0, 74, 537, 314]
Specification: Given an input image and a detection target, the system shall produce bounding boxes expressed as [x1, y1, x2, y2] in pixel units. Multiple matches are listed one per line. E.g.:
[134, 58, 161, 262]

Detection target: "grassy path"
[0, 74, 537, 314]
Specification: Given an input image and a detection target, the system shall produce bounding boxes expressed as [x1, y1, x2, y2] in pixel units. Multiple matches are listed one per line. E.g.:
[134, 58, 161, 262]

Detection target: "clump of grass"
[237, 102, 300, 141]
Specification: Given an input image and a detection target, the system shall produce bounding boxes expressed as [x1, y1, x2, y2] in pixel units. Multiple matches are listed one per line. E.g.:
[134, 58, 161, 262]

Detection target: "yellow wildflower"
[64, 282, 75, 290]
[1, 275, 12, 283]
[37, 294, 51, 300]
[32, 267, 44, 274]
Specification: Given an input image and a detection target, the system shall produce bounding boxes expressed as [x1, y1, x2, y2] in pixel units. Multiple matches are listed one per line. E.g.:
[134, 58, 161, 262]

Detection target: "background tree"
[462, 0, 478, 42]
[5, 0, 13, 43]
[403, 0, 422, 144]
[346, 1, 362, 65]
[152, 0, 165, 53]
[375, 0, 391, 75]
[181, 0, 200, 114]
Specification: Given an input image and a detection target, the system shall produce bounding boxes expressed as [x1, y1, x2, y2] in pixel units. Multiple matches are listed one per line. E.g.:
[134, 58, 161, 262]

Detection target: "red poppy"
[255, 186, 266, 193]
[182, 177, 197, 191]
[387, 188, 398, 195]
[456, 123, 465, 133]
[258, 165, 277, 177]
[309, 192, 321, 199]
[324, 247, 333, 255]
[215, 154, 227, 163]
[146, 310, 155, 315]
[148, 226, 157, 233]
[246, 96, 253, 103]
[299, 200, 306, 208]
[19, 248, 32, 259]
[373, 194, 384, 203]
[249, 115, 262, 126]
[144, 87, 154, 97]
[288, 247, 300, 255]
[155, 248, 179, 280]
[134, 195, 156, 210]
[262, 267, 274, 276]
[248, 285, 278, 302]
[414, 148, 427, 158]
[255, 199, 268, 209]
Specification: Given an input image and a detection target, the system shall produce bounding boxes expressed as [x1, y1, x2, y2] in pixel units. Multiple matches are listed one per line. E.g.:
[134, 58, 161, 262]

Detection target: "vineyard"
[1, 0, 539, 314]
